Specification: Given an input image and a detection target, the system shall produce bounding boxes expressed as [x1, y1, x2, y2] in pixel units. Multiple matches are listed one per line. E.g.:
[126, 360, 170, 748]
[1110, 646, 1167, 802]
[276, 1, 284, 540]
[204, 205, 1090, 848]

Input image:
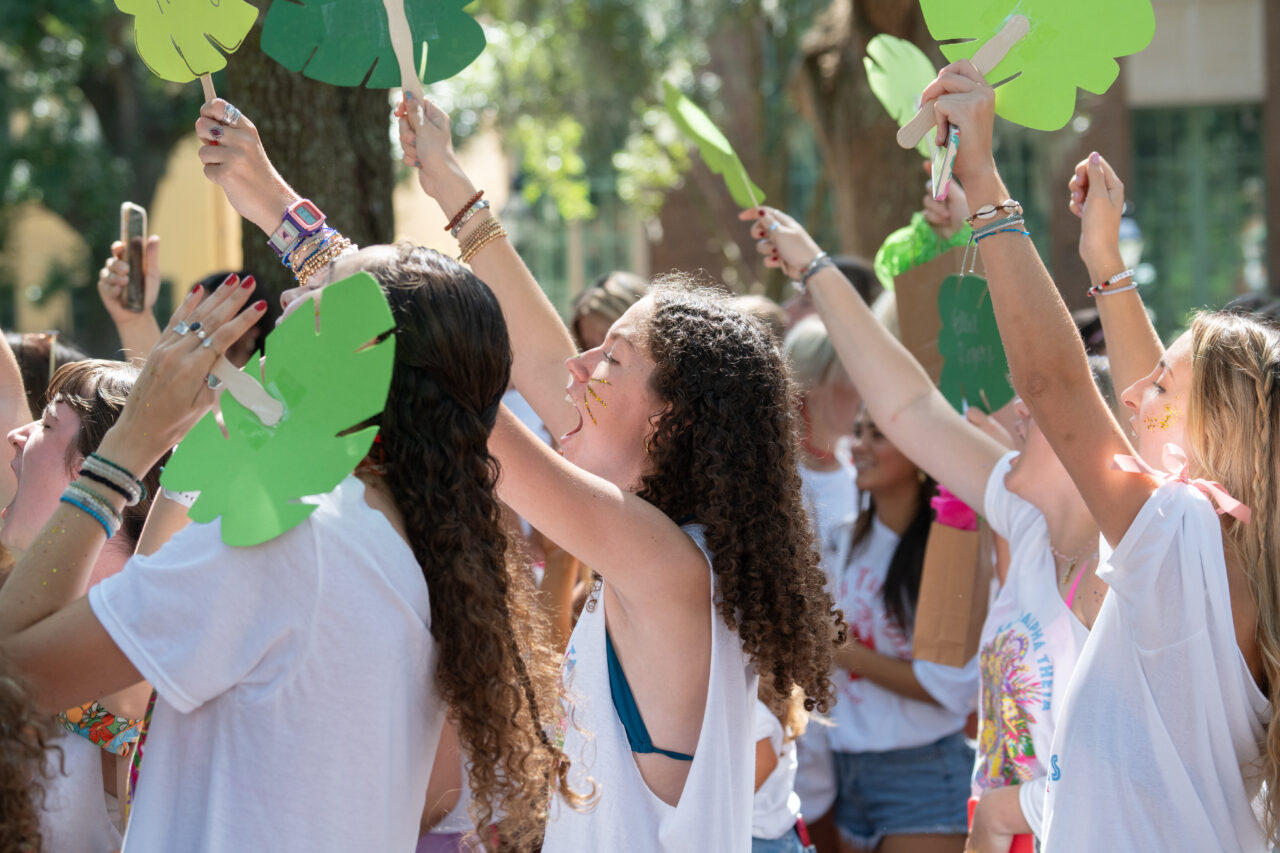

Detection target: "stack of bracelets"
[448, 191, 508, 265]
[966, 198, 1030, 244]
[61, 453, 147, 539]
[1087, 268, 1137, 298]
[266, 198, 359, 289]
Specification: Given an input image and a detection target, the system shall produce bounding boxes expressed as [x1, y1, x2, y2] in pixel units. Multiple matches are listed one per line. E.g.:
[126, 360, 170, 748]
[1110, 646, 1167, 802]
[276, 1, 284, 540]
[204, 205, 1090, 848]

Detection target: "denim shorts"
[751, 827, 816, 853]
[833, 730, 974, 850]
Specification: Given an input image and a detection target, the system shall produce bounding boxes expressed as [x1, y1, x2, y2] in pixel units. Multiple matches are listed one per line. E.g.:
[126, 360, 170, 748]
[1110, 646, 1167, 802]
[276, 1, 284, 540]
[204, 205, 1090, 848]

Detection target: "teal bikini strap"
[605, 628, 694, 762]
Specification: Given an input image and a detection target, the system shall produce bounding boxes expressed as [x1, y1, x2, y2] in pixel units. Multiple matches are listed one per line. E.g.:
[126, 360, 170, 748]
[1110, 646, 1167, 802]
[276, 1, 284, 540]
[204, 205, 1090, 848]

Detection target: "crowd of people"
[0, 57, 1276, 853]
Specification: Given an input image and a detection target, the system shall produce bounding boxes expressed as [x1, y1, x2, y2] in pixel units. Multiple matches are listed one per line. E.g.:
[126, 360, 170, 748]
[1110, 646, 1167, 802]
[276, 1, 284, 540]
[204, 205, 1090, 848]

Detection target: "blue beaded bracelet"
[974, 227, 1031, 243]
[61, 495, 116, 539]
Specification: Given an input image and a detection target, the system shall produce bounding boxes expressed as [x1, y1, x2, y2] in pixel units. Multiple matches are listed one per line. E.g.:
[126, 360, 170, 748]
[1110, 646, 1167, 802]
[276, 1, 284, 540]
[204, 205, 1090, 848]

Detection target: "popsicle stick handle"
[896, 14, 1030, 150]
[383, 0, 425, 101]
[210, 357, 284, 427]
[200, 74, 216, 103]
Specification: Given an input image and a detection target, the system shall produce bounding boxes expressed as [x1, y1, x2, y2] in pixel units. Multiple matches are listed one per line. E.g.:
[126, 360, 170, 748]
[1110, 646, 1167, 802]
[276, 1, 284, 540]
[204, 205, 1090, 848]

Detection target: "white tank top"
[39, 732, 123, 853]
[542, 526, 758, 852]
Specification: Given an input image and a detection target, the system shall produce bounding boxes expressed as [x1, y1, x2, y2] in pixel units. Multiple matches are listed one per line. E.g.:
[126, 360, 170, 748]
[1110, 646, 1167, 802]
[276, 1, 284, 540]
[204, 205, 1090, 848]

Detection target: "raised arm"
[922, 63, 1156, 546]
[397, 96, 579, 440]
[0, 329, 29, 508]
[738, 210, 1006, 513]
[1068, 153, 1165, 398]
[96, 236, 164, 362]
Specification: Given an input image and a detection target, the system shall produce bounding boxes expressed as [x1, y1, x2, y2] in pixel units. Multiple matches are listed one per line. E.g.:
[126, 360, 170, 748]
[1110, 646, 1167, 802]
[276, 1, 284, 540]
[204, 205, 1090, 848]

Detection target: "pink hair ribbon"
[1111, 443, 1252, 524]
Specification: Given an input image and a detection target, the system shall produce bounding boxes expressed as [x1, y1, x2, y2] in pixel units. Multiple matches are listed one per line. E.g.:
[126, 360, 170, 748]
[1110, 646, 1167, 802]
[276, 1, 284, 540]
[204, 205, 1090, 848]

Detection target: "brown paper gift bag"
[894, 246, 985, 387]
[912, 519, 994, 668]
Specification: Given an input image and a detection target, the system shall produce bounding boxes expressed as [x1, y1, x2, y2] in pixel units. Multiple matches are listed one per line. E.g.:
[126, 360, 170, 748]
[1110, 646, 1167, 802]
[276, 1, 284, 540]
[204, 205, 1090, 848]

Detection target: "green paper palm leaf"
[920, 0, 1155, 131]
[115, 0, 258, 83]
[864, 34, 937, 159]
[261, 0, 486, 88]
[161, 273, 396, 546]
[937, 274, 1014, 414]
[663, 82, 764, 209]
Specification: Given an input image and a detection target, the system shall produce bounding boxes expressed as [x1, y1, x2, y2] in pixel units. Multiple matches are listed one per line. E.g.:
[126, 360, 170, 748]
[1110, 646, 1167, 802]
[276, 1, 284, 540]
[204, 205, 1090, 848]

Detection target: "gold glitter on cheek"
[1143, 404, 1181, 432]
[583, 392, 598, 426]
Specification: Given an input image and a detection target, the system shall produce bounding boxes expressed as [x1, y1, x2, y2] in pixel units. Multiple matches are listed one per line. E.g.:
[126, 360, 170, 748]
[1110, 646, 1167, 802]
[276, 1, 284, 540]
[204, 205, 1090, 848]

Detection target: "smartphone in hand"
[119, 202, 147, 313]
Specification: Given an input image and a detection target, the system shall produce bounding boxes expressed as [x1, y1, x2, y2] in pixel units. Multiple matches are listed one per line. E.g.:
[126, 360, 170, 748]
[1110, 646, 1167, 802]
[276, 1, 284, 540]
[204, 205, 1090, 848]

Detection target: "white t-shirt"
[827, 517, 977, 753]
[793, 459, 858, 819]
[89, 476, 442, 852]
[752, 699, 801, 840]
[39, 732, 122, 853]
[543, 526, 758, 852]
[974, 453, 1090, 837]
[798, 459, 858, 588]
[1040, 484, 1270, 852]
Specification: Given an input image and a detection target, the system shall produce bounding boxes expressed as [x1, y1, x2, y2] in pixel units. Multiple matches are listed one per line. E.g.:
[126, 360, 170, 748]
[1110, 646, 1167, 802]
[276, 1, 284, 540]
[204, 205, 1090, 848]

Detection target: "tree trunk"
[227, 8, 395, 299]
[792, 0, 939, 259]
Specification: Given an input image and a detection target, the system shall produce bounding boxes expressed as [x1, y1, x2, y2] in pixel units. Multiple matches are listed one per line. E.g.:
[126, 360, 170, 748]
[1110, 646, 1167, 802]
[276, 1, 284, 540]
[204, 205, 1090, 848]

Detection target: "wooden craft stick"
[896, 14, 1030, 150]
[200, 73, 217, 103]
[382, 0, 425, 101]
[210, 357, 285, 427]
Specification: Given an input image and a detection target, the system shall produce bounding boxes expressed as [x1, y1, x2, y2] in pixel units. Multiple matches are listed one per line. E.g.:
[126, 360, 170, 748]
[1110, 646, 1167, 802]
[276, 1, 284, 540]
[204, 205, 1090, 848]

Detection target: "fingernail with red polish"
[223, 274, 239, 287]
[191, 283, 203, 295]
[253, 300, 268, 311]
[210, 140, 220, 146]
[241, 275, 255, 289]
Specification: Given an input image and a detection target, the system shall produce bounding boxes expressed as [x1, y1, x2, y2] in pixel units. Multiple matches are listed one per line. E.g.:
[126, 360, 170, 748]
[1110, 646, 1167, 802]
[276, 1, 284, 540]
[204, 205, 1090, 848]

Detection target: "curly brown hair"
[635, 278, 846, 714]
[0, 657, 56, 852]
[361, 244, 583, 850]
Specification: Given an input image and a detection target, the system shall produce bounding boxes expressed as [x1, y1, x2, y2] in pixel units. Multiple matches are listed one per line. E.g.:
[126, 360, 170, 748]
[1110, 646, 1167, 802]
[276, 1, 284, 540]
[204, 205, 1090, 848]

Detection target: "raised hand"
[395, 93, 476, 215]
[737, 207, 824, 282]
[98, 237, 162, 321]
[1069, 152, 1126, 269]
[195, 99, 297, 235]
[97, 275, 266, 478]
[922, 161, 970, 241]
[918, 61, 997, 188]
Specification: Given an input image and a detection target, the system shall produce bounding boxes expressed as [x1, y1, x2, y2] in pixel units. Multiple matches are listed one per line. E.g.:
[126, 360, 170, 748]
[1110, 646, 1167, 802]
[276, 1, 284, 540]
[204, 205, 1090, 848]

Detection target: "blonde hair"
[1185, 311, 1280, 839]
[783, 315, 839, 392]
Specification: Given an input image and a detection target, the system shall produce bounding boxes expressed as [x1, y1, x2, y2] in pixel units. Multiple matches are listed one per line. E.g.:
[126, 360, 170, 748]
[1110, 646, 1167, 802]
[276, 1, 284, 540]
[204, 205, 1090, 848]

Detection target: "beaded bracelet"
[966, 199, 1023, 226]
[296, 236, 354, 288]
[61, 483, 121, 539]
[458, 217, 506, 261]
[460, 225, 509, 265]
[1086, 267, 1136, 297]
[285, 228, 336, 273]
[445, 190, 485, 233]
[84, 454, 145, 505]
[452, 199, 491, 238]
[1094, 281, 1138, 297]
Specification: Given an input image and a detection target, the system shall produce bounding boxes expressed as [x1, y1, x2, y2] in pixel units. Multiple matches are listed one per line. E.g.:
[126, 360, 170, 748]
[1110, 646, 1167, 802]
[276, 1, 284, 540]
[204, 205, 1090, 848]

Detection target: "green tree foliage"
[0, 0, 199, 349]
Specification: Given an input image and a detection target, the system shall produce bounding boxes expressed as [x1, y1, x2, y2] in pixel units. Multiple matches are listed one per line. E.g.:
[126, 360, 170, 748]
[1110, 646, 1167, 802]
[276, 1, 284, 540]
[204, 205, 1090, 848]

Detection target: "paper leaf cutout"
[864, 35, 937, 159]
[261, 0, 486, 88]
[114, 0, 258, 83]
[920, 0, 1155, 131]
[663, 81, 764, 209]
[161, 273, 396, 546]
[937, 274, 1014, 414]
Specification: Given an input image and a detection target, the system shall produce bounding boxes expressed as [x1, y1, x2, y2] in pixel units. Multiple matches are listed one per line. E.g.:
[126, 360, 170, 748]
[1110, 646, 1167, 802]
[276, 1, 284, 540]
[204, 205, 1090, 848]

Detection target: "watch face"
[292, 200, 323, 229]
[273, 221, 301, 245]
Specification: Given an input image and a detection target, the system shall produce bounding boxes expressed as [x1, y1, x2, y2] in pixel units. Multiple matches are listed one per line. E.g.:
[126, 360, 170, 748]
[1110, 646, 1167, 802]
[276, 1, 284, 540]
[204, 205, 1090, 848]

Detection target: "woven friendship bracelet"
[84, 454, 145, 504]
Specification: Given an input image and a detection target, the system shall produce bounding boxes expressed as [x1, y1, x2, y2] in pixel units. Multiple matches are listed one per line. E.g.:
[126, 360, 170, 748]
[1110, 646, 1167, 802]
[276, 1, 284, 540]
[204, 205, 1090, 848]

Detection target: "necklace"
[1053, 549, 1098, 594]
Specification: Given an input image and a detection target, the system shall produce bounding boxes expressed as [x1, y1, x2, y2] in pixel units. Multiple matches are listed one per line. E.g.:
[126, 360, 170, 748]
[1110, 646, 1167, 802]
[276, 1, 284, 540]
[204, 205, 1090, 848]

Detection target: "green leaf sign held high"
[936, 273, 1014, 414]
[920, 0, 1155, 131]
[161, 273, 396, 547]
[261, 0, 486, 88]
[115, 0, 257, 83]
[864, 34, 938, 159]
[663, 82, 765, 210]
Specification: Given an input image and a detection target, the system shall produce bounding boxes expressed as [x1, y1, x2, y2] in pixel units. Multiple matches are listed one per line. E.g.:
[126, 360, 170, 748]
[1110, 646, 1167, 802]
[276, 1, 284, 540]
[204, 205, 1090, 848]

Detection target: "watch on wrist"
[267, 199, 326, 258]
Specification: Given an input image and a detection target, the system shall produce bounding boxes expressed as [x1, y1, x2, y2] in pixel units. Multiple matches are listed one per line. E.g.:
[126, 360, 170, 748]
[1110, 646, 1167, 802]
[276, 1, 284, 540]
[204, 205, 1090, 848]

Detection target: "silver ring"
[221, 103, 242, 128]
[207, 374, 222, 389]
[173, 322, 190, 336]
[195, 329, 208, 341]
[767, 222, 780, 233]
[201, 338, 215, 349]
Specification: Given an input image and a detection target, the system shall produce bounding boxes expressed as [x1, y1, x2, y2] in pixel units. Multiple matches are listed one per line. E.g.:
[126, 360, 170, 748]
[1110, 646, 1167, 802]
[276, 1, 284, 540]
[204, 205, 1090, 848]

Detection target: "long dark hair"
[360, 243, 580, 848]
[635, 278, 845, 714]
[849, 473, 936, 634]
